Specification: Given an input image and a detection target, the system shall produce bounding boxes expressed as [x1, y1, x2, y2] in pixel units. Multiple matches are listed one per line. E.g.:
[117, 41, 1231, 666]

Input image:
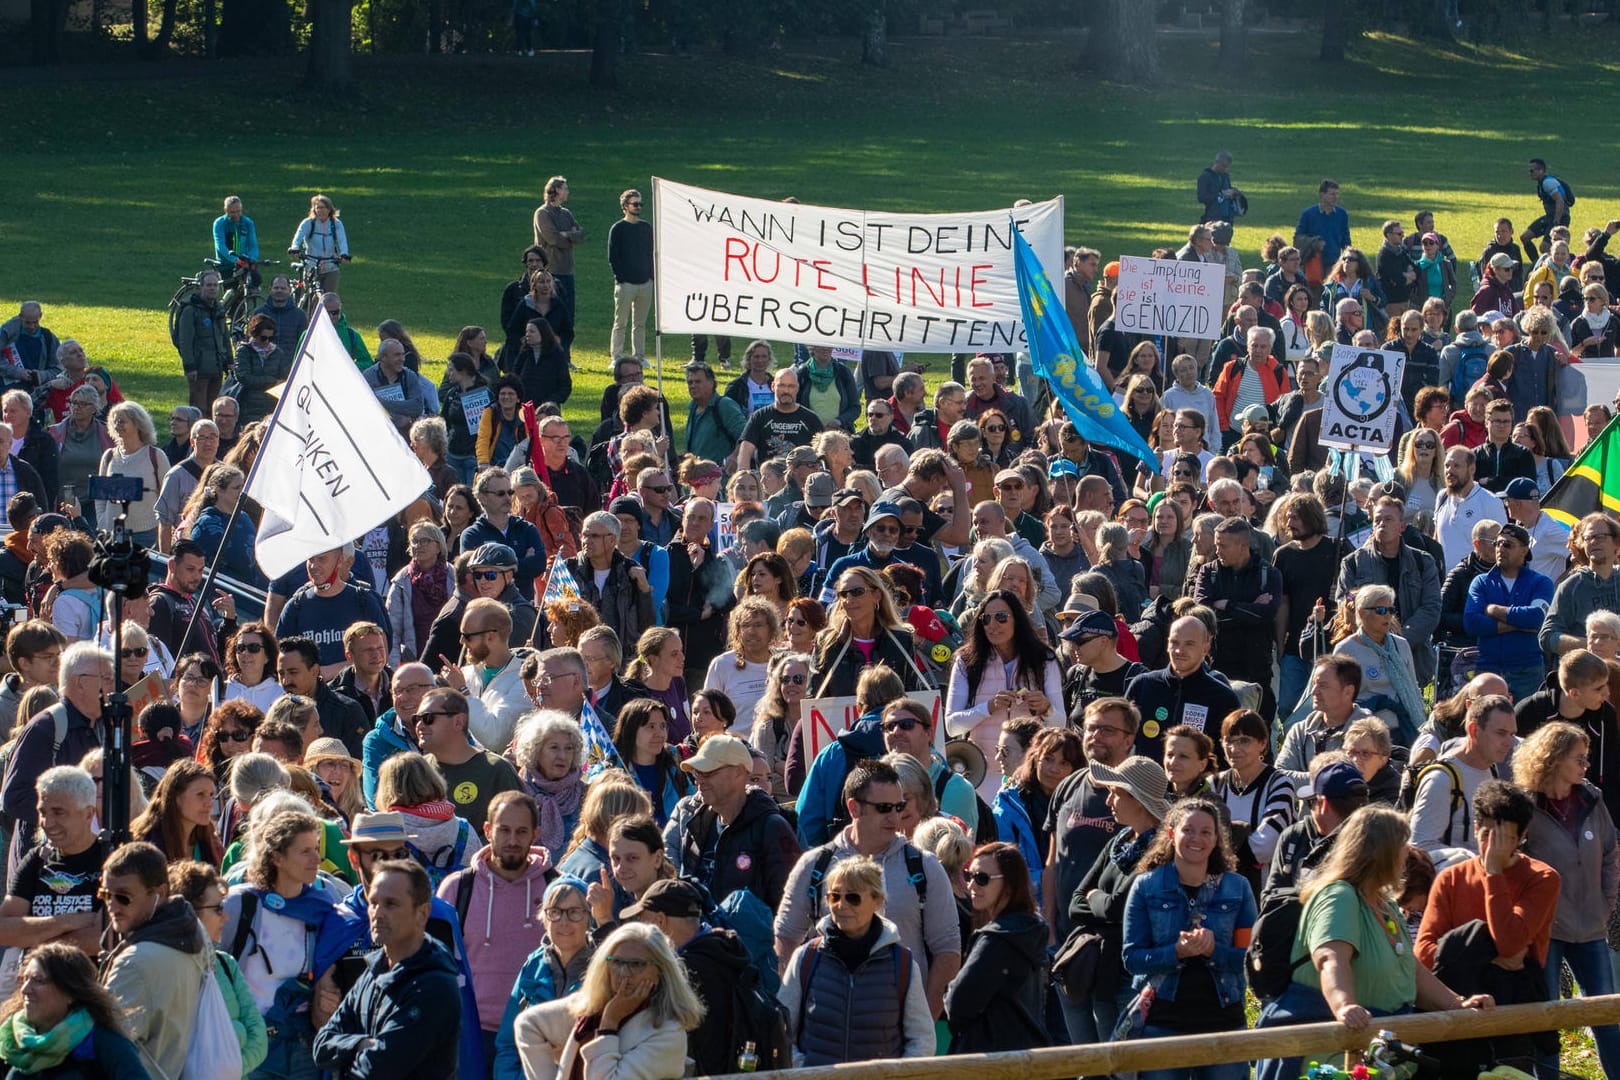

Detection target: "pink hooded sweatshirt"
[438, 843, 553, 1031]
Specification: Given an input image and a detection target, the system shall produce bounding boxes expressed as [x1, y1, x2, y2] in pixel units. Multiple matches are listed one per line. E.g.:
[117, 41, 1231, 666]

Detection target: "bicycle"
[287, 247, 351, 319]
[167, 258, 279, 345]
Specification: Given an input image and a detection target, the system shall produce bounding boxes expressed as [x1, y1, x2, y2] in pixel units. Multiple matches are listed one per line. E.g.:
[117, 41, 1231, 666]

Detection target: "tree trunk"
[220, 0, 292, 55]
[589, 0, 621, 88]
[202, 0, 218, 57]
[1084, 0, 1160, 81]
[29, 0, 68, 62]
[862, 1, 887, 66]
[306, 0, 355, 95]
[1320, 0, 1347, 60]
[152, 0, 178, 53]
[1218, 0, 1246, 69]
[131, 0, 149, 51]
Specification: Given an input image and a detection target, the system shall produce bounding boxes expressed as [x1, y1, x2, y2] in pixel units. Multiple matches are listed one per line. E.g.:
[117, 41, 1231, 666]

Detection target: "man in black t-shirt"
[1060, 610, 1145, 716]
[0, 764, 105, 955]
[736, 369, 823, 469]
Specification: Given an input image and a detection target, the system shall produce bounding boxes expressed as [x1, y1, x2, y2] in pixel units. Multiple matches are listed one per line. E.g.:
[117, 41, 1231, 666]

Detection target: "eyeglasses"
[781, 673, 807, 685]
[1222, 736, 1258, 748]
[193, 903, 224, 913]
[857, 798, 907, 814]
[880, 718, 923, 734]
[964, 871, 1005, 887]
[826, 891, 865, 906]
[984, 425, 1007, 434]
[1361, 605, 1394, 616]
[179, 672, 210, 685]
[413, 710, 458, 725]
[217, 729, 251, 744]
[234, 642, 264, 655]
[981, 611, 1012, 625]
[120, 646, 148, 659]
[1083, 723, 1131, 738]
[472, 570, 505, 581]
[836, 586, 870, 600]
[542, 433, 571, 443]
[545, 905, 589, 923]
[1344, 748, 1385, 761]
[606, 957, 650, 974]
[537, 671, 578, 685]
[98, 888, 137, 907]
[867, 524, 899, 536]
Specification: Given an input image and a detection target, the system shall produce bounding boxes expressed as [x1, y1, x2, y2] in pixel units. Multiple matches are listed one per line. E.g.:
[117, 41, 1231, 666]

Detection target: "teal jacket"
[216, 949, 269, 1073]
[685, 395, 747, 465]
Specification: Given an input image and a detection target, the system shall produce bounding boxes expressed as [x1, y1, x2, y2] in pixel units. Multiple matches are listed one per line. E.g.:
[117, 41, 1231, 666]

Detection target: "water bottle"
[737, 1040, 758, 1072]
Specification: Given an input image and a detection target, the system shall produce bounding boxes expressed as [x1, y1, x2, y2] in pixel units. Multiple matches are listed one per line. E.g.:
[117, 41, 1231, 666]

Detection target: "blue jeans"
[1059, 983, 1125, 1048]
[1253, 981, 1409, 1080]
[1277, 654, 1311, 737]
[1136, 1024, 1249, 1080]
[1542, 938, 1620, 1077]
[447, 452, 477, 486]
[1503, 665, 1545, 705]
[249, 1031, 319, 1080]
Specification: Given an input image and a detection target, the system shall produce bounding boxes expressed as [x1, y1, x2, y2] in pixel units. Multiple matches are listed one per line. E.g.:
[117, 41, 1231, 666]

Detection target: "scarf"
[806, 357, 836, 392]
[396, 798, 456, 821]
[0, 1007, 94, 1073]
[409, 561, 450, 647]
[525, 766, 584, 855]
[1586, 308, 1613, 333]
[1359, 630, 1426, 746]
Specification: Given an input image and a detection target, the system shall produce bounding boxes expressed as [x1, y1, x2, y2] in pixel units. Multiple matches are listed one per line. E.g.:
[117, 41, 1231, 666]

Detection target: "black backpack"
[727, 963, 792, 1072]
[1245, 885, 1307, 1000]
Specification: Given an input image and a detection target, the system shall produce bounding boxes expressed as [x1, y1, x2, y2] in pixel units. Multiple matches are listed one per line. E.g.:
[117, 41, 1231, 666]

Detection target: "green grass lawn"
[3, 26, 1620, 1072]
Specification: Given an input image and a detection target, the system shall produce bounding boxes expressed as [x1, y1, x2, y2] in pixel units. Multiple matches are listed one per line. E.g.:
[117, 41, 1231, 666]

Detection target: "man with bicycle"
[213, 195, 260, 286]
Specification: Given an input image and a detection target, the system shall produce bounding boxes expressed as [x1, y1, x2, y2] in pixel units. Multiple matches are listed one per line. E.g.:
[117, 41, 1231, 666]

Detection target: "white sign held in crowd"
[1112, 256, 1225, 342]
[1318, 344, 1409, 454]
[461, 386, 490, 435]
[247, 306, 434, 579]
[653, 178, 1065, 351]
[715, 501, 737, 549]
[799, 689, 944, 764]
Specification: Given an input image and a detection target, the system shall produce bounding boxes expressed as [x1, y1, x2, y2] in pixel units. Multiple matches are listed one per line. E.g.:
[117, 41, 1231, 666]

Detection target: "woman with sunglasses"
[945, 589, 1063, 799]
[197, 698, 262, 783]
[750, 653, 810, 802]
[611, 699, 690, 827]
[809, 566, 929, 700]
[494, 874, 596, 1080]
[1570, 284, 1620, 358]
[976, 408, 1016, 470]
[514, 921, 703, 1080]
[1333, 584, 1426, 745]
[1396, 429, 1444, 519]
[944, 842, 1047, 1053]
[232, 313, 290, 426]
[171, 652, 218, 747]
[220, 622, 283, 714]
[779, 854, 935, 1064]
[780, 596, 824, 657]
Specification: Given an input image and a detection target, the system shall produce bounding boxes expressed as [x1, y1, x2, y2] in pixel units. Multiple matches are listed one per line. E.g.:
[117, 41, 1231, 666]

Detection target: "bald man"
[1123, 613, 1241, 762]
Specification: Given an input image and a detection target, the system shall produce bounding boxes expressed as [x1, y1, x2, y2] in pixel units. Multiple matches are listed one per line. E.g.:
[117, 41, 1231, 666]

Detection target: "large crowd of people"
[0, 157, 1616, 1079]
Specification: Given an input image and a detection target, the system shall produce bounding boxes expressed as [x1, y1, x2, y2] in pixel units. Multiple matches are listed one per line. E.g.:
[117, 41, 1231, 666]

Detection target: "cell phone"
[89, 475, 144, 502]
[60, 484, 75, 502]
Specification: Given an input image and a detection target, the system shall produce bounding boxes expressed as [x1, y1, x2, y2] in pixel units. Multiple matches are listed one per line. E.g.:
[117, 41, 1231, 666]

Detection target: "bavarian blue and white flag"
[580, 699, 627, 779]
[1012, 224, 1159, 472]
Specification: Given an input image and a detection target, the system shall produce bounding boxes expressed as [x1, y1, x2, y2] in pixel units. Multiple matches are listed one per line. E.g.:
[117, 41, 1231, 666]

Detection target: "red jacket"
[1440, 408, 1487, 449]
[1416, 854, 1560, 970]
[1213, 355, 1292, 432]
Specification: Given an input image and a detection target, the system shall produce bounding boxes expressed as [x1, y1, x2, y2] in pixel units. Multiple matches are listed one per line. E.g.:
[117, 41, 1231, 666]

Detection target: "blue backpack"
[706, 885, 781, 997]
[1448, 342, 1492, 402]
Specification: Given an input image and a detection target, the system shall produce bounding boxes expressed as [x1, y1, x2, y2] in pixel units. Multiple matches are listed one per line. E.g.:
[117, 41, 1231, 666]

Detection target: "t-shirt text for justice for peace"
[653, 178, 1066, 351]
[1112, 257, 1225, 343]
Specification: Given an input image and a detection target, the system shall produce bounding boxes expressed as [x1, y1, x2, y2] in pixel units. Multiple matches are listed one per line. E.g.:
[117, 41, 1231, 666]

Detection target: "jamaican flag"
[1544, 414, 1620, 527]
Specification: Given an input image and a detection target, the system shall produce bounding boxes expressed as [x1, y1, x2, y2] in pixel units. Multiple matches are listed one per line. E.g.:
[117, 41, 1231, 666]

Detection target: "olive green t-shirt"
[434, 749, 523, 833]
[1294, 879, 1417, 1014]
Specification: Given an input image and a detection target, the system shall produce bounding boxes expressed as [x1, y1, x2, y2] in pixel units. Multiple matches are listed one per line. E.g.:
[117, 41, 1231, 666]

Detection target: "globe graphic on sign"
[1334, 354, 1392, 423]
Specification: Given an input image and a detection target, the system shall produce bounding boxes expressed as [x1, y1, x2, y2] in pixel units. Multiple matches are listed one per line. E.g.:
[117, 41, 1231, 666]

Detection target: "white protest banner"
[1113, 256, 1225, 342]
[247, 305, 434, 579]
[1318, 344, 1408, 454]
[461, 386, 490, 435]
[798, 689, 943, 765]
[715, 501, 737, 550]
[654, 178, 1065, 351]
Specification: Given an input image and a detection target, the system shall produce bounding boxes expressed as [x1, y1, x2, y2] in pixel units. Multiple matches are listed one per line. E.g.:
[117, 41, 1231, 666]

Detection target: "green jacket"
[333, 313, 372, 369]
[686, 394, 746, 465]
[217, 949, 270, 1073]
[176, 294, 233, 377]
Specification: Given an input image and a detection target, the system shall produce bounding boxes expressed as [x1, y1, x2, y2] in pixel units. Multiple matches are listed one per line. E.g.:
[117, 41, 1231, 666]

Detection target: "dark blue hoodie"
[795, 711, 886, 847]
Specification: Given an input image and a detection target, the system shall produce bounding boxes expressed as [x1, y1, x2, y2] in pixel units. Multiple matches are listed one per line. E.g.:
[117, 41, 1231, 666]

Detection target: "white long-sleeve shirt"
[944, 651, 1065, 798]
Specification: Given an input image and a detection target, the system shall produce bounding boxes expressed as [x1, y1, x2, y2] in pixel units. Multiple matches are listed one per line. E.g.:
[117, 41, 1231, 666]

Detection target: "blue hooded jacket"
[795, 711, 886, 847]
[492, 876, 594, 1080]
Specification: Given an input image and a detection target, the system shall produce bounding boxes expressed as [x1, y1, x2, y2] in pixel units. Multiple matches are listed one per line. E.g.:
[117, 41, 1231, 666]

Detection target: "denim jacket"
[1121, 863, 1256, 1008]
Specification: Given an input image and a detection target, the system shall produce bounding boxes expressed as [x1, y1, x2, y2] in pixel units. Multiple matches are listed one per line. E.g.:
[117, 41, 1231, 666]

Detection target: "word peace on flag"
[653, 178, 1065, 351]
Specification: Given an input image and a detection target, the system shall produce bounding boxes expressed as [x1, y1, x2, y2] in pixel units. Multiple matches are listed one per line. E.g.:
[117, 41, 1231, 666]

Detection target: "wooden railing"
[707, 994, 1620, 1080]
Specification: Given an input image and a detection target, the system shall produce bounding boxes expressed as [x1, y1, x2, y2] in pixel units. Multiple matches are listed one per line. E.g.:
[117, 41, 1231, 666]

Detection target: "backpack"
[1245, 885, 1307, 1001]
[932, 768, 998, 845]
[1548, 176, 1576, 208]
[795, 939, 912, 1049]
[408, 821, 472, 889]
[727, 958, 792, 1072]
[806, 842, 927, 915]
[1448, 342, 1492, 402]
[710, 886, 781, 997]
[182, 957, 244, 1079]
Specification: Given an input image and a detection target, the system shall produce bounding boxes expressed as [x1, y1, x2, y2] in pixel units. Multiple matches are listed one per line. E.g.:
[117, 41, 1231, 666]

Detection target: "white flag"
[246, 306, 432, 580]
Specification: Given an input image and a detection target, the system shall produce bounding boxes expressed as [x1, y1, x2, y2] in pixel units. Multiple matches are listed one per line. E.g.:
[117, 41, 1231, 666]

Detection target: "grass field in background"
[4, 24, 1620, 1073]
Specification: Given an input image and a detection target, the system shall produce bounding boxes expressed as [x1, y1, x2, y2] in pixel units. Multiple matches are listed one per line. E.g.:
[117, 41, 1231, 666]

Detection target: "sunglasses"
[98, 888, 138, 907]
[413, 710, 457, 725]
[255, 334, 276, 343]
[234, 642, 264, 655]
[472, 570, 505, 581]
[836, 586, 870, 600]
[857, 798, 907, 814]
[984, 425, 1007, 434]
[644, 484, 673, 494]
[980, 610, 1012, 625]
[782, 673, 807, 685]
[460, 628, 496, 641]
[964, 871, 1005, 887]
[826, 891, 865, 907]
[217, 729, 251, 744]
[484, 488, 513, 497]
[881, 718, 923, 734]
[1361, 605, 1394, 616]
[120, 646, 148, 659]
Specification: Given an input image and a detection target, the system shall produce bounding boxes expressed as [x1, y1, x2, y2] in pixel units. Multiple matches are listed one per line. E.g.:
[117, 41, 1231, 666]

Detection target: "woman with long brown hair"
[131, 758, 225, 865]
[945, 841, 1047, 1053]
[0, 943, 145, 1077]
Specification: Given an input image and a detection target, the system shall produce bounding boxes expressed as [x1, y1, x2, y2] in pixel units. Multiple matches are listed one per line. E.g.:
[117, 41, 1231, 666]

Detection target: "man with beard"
[1436, 445, 1506, 568]
[437, 791, 551, 1062]
[440, 598, 532, 754]
[817, 502, 907, 602]
[415, 688, 522, 832]
[736, 369, 823, 470]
